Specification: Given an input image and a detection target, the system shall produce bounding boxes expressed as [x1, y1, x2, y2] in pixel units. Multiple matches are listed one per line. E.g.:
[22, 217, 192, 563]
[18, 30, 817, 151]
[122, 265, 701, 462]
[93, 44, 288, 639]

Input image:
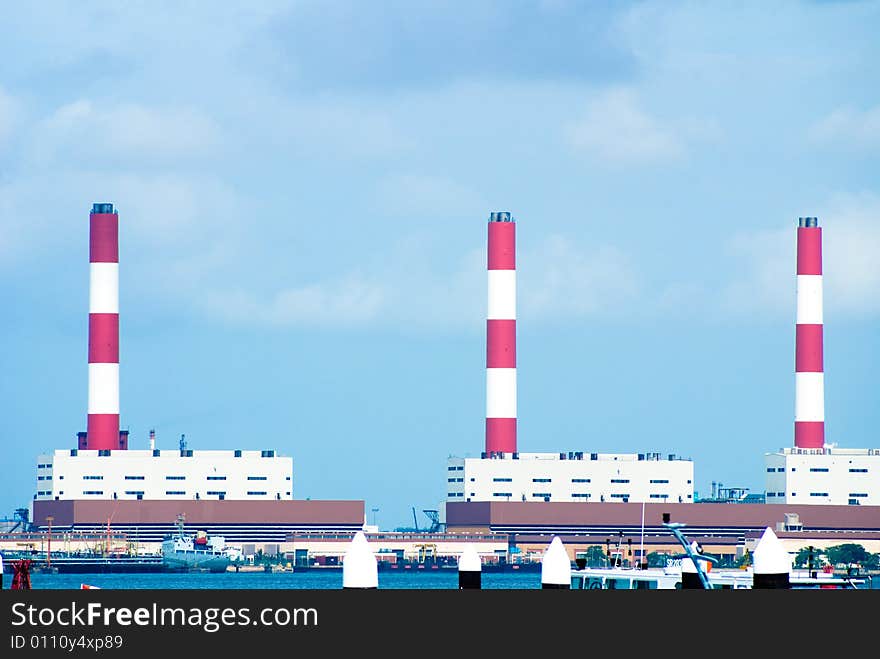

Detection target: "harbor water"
[18, 570, 880, 590]
[23, 570, 542, 590]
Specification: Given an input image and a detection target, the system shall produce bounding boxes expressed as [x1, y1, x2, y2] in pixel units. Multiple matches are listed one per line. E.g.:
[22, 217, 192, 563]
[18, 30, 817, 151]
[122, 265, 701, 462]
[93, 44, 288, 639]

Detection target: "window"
[572, 493, 590, 499]
[83, 475, 103, 480]
[848, 493, 868, 498]
[493, 477, 512, 482]
[165, 491, 186, 495]
[124, 475, 145, 480]
[532, 493, 551, 498]
[767, 492, 776, 497]
[610, 479, 630, 484]
[687, 480, 692, 484]
[206, 491, 226, 496]
[649, 494, 668, 499]
[766, 467, 775, 472]
[166, 476, 185, 480]
[571, 478, 591, 483]
[247, 491, 267, 496]
[124, 490, 144, 496]
[207, 476, 227, 481]
[447, 492, 463, 497]
[83, 490, 104, 495]
[610, 493, 630, 499]
[809, 492, 829, 497]
[38, 476, 52, 481]
[447, 478, 463, 483]
[809, 467, 829, 472]
[532, 478, 551, 483]
[447, 466, 463, 471]
[777, 492, 785, 496]
[247, 476, 267, 481]
[492, 492, 512, 498]
[649, 479, 669, 484]
[849, 468, 868, 473]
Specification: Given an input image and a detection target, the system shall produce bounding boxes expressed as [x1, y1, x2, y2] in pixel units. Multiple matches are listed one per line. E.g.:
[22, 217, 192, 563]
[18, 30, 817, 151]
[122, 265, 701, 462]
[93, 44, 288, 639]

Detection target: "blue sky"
[1, 1, 878, 530]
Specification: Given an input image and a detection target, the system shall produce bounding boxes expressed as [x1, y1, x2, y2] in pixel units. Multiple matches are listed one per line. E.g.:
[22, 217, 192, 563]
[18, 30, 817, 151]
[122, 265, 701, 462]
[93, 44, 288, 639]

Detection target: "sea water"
[18, 571, 880, 590]
[24, 570, 542, 590]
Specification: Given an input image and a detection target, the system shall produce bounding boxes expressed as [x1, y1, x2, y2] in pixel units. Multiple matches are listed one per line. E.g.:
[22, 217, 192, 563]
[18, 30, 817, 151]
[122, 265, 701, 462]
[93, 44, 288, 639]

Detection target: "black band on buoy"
[753, 572, 790, 589]
[541, 582, 570, 590]
[459, 571, 481, 590]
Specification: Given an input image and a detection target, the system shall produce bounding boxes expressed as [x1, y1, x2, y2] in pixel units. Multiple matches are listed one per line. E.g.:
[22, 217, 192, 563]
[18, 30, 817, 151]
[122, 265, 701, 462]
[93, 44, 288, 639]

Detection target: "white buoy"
[458, 544, 482, 590]
[540, 536, 571, 589]
[342, 531, 378, 589]
[752, 527, 791, 589]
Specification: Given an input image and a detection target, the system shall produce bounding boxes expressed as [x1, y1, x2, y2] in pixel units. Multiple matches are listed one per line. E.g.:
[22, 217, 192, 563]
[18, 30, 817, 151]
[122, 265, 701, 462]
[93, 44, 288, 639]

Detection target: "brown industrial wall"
[445, 501, 880, 530]
[33, 499, 365, 527]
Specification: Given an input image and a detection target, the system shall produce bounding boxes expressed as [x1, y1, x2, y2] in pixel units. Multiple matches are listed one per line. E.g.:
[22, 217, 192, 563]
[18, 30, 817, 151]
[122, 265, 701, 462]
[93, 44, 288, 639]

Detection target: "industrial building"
[763, 217, 880, 505]
[446, 212, 879, 539]
[447, 452, 693, 504]
[28, 203, 362, 540]
[35, 446, 293, 502]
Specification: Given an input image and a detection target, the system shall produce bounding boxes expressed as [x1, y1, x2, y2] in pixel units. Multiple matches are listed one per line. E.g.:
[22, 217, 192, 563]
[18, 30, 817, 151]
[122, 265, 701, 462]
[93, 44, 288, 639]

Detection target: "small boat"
[161, 515, 241, 573]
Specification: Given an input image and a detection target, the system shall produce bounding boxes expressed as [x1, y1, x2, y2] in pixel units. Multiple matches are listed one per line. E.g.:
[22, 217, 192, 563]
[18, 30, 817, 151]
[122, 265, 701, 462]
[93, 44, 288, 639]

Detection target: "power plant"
[14, 203, 880, 566]
[443, 211, 880, 558]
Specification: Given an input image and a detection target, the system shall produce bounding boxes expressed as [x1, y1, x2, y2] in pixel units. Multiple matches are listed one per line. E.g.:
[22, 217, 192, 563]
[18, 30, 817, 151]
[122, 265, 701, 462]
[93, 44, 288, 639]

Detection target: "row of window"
[768, 467, 870, 473]
[447, 478, 464, 483]
[484, 492, 690, 500]
[448, 466, 464, 471]
[75, 474, 279, 481]
[75, 490, 281, 497]
[480, 477, 681, 484]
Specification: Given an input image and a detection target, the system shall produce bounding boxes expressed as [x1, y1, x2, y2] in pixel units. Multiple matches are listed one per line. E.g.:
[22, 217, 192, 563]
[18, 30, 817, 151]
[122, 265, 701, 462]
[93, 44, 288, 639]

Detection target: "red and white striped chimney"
[795, 216, 824, 449]
[485, 211, 517, 457]
[87, 203, 121, 450]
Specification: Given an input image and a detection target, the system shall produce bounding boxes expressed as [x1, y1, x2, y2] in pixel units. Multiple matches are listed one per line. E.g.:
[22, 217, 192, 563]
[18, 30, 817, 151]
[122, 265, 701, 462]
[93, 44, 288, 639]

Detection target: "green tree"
[793, 546, 824, 569]
[825, 543, 872, 568]
[577, 545, 609, 567]
[646, 551, 672, 568]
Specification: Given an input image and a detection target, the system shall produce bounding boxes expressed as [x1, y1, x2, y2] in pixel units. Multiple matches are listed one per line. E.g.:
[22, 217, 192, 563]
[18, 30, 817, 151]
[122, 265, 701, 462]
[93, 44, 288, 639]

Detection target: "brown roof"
[33, 499, 365, 526]
[446, 501, 880, 530]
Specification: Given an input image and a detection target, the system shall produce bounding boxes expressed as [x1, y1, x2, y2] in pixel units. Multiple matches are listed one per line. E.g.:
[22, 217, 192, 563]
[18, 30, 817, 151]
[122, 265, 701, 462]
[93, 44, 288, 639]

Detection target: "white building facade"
[35, 449, 293, 502]
[764, 447, 880, 506]
[446, 452, 694, 503]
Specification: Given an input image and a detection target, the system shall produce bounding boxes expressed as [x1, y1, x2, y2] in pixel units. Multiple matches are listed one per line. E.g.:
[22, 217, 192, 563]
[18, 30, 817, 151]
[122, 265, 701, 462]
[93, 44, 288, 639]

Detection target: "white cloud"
[202, 276, 387, 328]
[197, 234, 642, 331]
[720, 193, 880, 316]
[520, 235, 641, 318]
[565, 88, 685, 164]
[809, 105, 880, 149]
[35, 100, 220, 162]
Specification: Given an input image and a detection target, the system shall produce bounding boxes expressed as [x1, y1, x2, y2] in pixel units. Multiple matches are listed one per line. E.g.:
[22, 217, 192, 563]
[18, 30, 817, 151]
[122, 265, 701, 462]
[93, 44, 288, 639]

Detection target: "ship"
[161, 516, 242, 573]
